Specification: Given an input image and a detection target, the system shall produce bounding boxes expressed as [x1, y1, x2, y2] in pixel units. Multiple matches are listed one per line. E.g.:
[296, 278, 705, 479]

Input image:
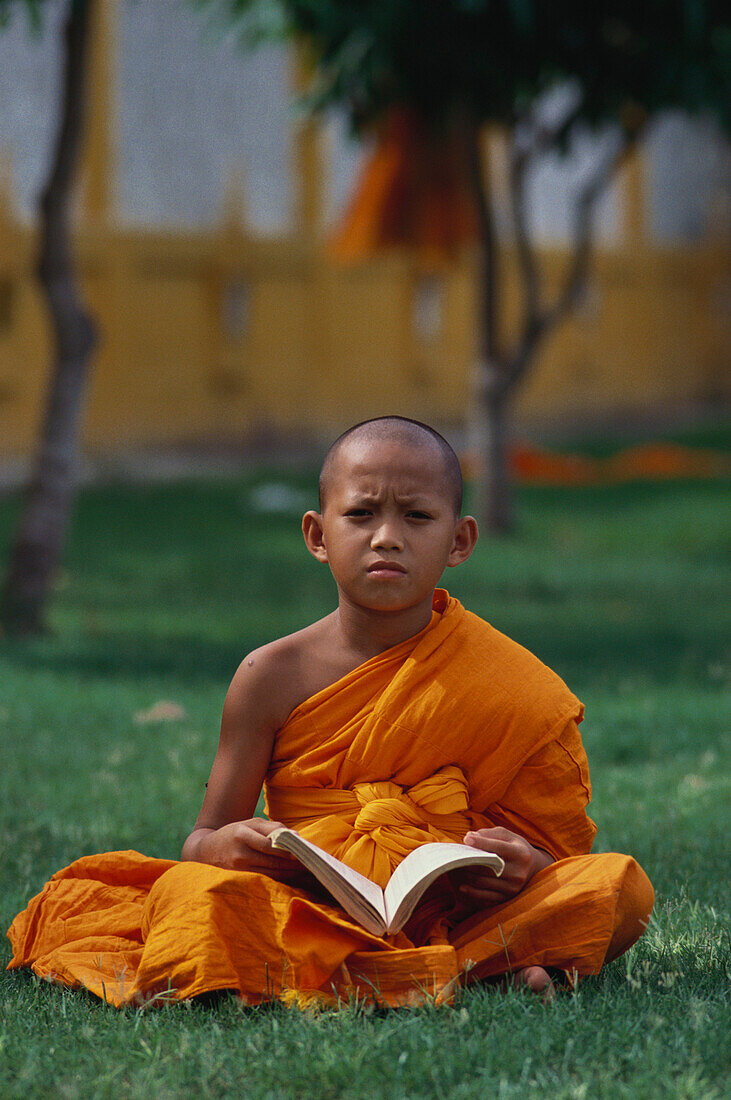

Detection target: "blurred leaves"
[198, 0, 730, 134]
[0, 0, 46, 32]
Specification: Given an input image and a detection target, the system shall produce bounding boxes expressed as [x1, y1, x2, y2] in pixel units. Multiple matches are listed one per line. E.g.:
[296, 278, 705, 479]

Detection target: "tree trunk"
[480, 385, 513, 533]
[0, 0, 97, 635]
[467, 114, 622, 535]
[466, 121, 514, 534]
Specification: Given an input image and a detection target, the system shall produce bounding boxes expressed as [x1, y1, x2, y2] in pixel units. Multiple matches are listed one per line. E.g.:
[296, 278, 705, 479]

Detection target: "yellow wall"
[1, 208, 727, 460]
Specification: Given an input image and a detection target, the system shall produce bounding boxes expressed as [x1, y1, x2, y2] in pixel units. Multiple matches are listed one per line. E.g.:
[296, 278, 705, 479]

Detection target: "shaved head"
[319, 417, 463, 515]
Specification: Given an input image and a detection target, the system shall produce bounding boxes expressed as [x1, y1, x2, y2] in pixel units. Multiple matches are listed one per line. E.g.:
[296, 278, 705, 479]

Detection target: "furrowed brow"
[396, 492, 434, 507]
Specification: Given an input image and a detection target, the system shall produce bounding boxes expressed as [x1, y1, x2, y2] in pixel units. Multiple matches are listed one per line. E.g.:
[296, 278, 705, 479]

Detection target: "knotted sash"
[267, 765, 476, 887]
[264, 590, 585, 885]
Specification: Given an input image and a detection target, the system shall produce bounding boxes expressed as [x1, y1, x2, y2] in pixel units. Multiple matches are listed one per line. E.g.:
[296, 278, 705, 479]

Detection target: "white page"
[383, 843, 504, 930]
[275, 830, 387, 922]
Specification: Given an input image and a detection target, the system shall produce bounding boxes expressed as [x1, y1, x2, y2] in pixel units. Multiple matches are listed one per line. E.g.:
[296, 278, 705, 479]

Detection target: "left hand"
[456, 826, 553, 907]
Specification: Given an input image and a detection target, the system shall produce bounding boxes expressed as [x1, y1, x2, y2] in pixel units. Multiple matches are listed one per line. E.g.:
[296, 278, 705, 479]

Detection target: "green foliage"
[201, 0, 730, 133]
[0, 462, 729, 1097]
[0, 0, 50, 33]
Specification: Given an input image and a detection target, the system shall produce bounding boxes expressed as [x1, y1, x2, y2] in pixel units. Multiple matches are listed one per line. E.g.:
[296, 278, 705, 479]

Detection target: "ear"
[447, 515, 478, 568]
[302, 510, 329, 563]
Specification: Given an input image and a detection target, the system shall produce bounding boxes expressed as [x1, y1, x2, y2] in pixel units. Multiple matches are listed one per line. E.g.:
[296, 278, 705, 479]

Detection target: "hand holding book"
[458, 827, 554, 907]
[270, 827, 505, 936]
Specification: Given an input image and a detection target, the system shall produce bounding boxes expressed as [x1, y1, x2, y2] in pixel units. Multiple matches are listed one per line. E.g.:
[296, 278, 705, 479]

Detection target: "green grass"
[0, 469, 729, 1098]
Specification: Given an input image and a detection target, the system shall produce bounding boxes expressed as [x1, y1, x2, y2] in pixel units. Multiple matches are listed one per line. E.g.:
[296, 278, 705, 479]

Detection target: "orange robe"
[7, 591, 653, 1007]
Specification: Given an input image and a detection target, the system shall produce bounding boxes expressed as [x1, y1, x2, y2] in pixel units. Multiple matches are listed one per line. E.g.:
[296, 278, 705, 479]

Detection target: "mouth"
[367, 561, 407, 577]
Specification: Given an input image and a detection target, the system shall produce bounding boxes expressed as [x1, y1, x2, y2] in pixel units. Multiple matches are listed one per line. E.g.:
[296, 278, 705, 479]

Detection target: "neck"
[334, 594, 436, 661]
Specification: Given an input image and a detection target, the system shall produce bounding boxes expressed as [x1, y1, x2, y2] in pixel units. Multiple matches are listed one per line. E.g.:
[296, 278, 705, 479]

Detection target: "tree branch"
[502, 86, 585, 400]
[509, 131, 540, 328]
[506, 127, 638, 390]
[38, 0, 95, 284]
[511, 85, 584, 172]
[466, 119, 499, 365]
[544, 130, 636, 333]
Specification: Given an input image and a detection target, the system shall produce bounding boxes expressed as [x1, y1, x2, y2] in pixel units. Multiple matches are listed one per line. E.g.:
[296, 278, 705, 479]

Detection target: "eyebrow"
[344, 492, 436, 507]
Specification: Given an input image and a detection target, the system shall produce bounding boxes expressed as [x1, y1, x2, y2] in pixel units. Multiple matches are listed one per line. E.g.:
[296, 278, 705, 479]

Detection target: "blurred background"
[1, 0, 728, 465]
[0, 0, 728, 635]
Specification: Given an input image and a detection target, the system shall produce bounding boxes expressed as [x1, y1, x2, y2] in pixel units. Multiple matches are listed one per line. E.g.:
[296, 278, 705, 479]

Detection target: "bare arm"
[182, 645, 298, 875]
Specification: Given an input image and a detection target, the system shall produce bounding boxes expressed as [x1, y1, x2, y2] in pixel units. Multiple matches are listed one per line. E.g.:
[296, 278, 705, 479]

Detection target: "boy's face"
[304, 437, 477, 615]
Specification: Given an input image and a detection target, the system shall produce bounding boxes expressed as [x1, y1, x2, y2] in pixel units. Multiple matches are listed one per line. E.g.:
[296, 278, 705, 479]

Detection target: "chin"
[355, 590, 429, 614]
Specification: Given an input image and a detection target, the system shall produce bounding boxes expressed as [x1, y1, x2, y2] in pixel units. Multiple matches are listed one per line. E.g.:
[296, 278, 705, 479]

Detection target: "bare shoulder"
[224, 614, 339, 736]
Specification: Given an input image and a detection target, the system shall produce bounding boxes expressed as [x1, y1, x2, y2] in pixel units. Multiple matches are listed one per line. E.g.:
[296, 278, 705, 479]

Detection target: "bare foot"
[512, 965, 556, 1000]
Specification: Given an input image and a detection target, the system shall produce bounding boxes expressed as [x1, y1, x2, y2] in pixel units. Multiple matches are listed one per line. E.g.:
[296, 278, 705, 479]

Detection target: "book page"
[270, 828, 387, 933]
[383, 843, 505, 933]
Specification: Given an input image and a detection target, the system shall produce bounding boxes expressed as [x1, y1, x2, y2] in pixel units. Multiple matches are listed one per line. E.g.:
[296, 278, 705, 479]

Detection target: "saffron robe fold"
[7, 590, 654, 1007]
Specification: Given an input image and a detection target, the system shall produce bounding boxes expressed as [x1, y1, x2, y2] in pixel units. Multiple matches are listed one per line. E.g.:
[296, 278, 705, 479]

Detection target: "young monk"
[8, 417, 653, 1006]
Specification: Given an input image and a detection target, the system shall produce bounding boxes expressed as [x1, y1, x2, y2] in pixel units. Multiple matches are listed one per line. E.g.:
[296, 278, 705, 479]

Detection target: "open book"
[270, 827, 504, 936]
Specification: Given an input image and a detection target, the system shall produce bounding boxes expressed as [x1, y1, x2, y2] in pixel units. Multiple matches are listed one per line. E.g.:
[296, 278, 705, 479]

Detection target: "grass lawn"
[0, 467, 728, 1098]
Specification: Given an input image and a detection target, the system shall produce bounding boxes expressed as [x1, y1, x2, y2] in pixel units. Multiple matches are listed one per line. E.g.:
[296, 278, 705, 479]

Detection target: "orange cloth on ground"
[7, 591, 654, 1007]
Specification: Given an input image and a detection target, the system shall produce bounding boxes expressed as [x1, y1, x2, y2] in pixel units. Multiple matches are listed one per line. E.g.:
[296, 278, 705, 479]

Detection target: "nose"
[370, 519, 404, 552]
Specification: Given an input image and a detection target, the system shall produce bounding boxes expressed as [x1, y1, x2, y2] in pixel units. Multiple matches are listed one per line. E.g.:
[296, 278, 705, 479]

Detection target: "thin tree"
[203, 0, 729, 530]
[0, 0, 98, 633]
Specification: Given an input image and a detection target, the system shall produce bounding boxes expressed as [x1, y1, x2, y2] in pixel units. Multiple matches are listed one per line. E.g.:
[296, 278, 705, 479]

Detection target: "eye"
[407, 510, 432, 520]
[345, 508, 372, 518]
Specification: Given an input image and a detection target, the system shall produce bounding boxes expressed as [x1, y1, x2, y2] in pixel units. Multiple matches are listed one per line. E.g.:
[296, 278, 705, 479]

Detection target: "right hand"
[192, 817, 300, 877]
